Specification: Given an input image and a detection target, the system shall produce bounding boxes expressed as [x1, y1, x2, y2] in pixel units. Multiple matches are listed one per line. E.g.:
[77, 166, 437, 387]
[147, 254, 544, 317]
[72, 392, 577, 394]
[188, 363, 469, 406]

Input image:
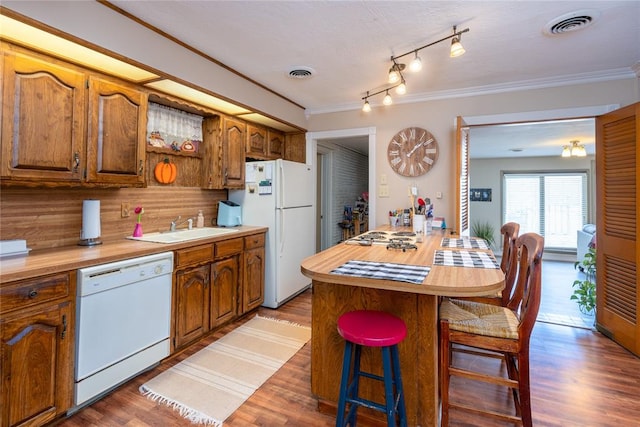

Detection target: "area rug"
[139, 315, 311, 426]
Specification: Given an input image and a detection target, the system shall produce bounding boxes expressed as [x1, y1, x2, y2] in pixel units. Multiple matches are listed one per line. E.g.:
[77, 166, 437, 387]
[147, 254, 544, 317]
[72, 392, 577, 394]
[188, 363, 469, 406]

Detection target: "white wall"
[307, 78, 639, 228]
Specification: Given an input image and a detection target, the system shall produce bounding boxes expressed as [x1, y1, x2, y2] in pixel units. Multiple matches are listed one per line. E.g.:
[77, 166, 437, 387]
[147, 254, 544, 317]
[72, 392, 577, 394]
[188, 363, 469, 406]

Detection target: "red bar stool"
[336, 310, 407, 427]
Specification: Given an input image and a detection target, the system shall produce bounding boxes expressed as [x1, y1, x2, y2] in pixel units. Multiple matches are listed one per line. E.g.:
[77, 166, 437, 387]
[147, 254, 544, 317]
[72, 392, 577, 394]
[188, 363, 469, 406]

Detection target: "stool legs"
[336, 342, 407, 427]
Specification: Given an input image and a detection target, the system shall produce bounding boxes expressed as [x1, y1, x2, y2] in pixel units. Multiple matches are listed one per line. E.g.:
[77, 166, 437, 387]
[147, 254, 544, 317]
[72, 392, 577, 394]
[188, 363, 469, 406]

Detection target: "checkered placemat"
[330, 260, 431, 285]
[441, 238, 489, 250]
[433, 250, 500, 269]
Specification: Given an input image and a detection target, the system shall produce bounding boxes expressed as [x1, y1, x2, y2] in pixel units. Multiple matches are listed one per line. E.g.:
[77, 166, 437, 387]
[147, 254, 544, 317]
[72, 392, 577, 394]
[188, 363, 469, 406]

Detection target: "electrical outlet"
[379, 184, 390, 198]
[121, 202, 130, 218]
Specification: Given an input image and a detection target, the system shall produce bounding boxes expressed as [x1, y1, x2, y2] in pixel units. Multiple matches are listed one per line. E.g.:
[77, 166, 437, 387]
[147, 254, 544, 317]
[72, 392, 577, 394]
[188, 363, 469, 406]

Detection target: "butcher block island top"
[301, 226, 505, 426]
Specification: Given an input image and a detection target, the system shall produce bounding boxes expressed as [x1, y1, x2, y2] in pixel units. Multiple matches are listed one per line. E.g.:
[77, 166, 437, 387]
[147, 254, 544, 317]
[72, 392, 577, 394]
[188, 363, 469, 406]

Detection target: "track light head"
[362, 99, 371, 112]
[383, 90, 392, 106]
[409, 51, 422, 72]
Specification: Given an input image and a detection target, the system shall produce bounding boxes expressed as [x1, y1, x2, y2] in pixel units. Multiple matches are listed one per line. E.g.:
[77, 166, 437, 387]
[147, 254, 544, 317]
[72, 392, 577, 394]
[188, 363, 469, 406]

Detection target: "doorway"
[460, 105, 615, 328]
[309, 127, 376, 251]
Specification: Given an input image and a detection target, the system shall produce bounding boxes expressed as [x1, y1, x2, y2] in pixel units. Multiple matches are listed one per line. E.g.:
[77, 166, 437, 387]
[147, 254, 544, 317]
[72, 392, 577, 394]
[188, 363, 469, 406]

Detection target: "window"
[503, 172, 588, 250]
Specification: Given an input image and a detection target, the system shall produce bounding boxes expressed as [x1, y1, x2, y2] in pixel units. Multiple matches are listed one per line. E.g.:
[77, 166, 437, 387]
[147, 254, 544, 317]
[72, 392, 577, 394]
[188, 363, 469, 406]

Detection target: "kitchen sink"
[126, 227, 240, 244]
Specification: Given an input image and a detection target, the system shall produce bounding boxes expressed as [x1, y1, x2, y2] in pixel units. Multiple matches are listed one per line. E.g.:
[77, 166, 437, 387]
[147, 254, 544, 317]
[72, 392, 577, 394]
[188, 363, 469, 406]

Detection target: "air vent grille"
[288, 66, 315, 79]
[544, 10, 599, 35]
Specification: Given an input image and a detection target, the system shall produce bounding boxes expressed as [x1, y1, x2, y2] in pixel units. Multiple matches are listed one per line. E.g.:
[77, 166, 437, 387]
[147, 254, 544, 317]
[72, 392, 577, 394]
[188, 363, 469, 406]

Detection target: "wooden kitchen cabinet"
[202, 115, 246, 190]
[285, 132, 306, 163]
[174, 264, 210, 349]
[210, 256, 240, 328]
[1, 44, 147, 188]
[267, 129, 285, 159]
[246, 123, 268, 158]
[242, 233, 266, 313]
[1, 48, 86, 184]
[0, 272, 74, 427]
[85, 76, 147, 186]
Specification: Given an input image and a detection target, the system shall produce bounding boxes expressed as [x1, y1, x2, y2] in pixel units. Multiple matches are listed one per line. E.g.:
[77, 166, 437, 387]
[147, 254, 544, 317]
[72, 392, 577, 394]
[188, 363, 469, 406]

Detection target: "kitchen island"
[300, 226, 504, 426]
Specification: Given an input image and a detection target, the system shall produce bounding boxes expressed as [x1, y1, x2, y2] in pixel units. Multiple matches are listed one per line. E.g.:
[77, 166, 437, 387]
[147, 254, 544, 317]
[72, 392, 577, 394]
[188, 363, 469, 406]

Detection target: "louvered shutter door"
[456, 116, 470, 236]
[595, 102, 640, 357]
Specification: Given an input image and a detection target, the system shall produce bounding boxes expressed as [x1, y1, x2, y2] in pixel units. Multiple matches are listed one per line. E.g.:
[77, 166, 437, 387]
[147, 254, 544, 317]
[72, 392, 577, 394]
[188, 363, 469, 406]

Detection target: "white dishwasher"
[73, 251, 173, 411]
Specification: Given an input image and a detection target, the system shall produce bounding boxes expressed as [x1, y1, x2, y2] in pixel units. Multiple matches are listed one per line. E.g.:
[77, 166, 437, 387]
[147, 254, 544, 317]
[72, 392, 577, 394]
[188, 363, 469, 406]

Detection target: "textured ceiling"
[110, 1, 639, 114]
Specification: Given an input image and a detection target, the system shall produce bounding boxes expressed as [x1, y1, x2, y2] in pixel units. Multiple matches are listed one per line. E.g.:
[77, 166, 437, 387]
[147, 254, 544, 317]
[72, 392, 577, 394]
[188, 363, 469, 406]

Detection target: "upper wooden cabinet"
[285, 132, 306, 163]
[1, 50, 86, 184]
[246, 123, 267, 158]
[268, 129, 285, 159]
[1, 46, 147, 188]
[86, 76, 147, 186]
[203, 115, 245, 190]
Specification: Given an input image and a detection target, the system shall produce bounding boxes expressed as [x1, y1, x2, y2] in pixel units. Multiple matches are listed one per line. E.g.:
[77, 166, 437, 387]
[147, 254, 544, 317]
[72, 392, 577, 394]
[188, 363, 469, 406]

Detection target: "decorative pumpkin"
[154, 158, 177, 184]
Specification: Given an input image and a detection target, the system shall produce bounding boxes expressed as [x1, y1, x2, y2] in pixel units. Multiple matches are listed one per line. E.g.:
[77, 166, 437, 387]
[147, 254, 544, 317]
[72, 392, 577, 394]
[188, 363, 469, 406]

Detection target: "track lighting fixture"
[409, 51, 422, 72]
[361, 25, 469, 112]
[383, 90, 393, 105]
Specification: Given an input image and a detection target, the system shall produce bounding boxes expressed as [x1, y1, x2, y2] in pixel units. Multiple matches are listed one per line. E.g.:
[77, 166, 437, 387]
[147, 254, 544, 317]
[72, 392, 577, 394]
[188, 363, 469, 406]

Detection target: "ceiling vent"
[287, 66, 315, 79]
[544, 10, 599, 35]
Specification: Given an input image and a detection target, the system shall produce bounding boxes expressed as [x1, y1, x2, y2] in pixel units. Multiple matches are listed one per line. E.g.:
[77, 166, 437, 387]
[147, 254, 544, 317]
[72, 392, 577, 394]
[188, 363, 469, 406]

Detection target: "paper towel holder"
[78, 236, 102, 246]
[78, 199, 103, 246]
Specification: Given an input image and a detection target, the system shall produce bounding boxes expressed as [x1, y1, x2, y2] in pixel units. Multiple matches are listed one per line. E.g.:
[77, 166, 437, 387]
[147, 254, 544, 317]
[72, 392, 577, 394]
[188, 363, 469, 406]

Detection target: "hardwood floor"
[55, 287, 640, 427]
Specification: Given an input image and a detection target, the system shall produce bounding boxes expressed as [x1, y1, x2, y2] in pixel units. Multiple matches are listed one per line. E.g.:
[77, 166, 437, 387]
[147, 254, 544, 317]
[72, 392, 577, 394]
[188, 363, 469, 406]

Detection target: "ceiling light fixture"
[383, 90, 393, 106]
[562, 140, 587, 157]
[361, 25, 469, 112]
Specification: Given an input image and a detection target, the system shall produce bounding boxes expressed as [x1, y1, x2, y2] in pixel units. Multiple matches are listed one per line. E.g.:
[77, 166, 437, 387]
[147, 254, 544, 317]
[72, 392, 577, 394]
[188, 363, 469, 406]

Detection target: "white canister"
[413, 215, 425, 234]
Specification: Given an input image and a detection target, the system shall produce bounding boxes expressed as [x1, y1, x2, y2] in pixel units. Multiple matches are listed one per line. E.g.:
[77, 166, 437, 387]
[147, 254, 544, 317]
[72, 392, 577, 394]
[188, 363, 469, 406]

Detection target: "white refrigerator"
[229, 159, 315, 308]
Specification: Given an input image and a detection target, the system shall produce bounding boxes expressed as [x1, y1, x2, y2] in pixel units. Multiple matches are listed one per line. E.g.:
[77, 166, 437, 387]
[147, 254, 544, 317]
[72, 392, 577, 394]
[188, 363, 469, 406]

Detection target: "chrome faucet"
[170, 216, 193, 232]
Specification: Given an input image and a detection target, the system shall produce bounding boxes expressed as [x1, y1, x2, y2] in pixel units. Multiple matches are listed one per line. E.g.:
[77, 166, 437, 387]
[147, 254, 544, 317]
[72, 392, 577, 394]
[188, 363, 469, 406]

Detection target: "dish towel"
[331, 260, 431, 285]
[440, 238, 489, 250]
[434, 250, 500, 269]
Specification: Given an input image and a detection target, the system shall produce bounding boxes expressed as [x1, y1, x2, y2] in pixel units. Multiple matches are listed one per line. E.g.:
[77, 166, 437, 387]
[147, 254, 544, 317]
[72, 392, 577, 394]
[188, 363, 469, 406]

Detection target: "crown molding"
[306, 67, 637, 116]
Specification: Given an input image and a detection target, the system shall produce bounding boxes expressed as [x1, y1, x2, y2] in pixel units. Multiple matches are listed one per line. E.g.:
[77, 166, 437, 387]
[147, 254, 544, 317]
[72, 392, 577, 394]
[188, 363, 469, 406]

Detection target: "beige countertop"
[0, 225, 267, 284]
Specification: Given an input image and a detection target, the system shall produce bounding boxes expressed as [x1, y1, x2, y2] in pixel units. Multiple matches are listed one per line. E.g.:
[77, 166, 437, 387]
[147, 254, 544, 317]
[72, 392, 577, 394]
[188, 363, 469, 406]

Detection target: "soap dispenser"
[196, 210, 205, 228]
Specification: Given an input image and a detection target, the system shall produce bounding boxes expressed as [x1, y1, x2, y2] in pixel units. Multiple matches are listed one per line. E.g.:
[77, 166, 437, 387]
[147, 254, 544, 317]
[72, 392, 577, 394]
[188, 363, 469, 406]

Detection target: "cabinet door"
[210, 256, 239, 328]
[243, 246, 265, 313]
[267, 129, 285, 159]
[0, 301, 73, 427]
[285, 132, 306, 163]
[1, 51, 85, 183]
[175, 265, 210, 349]
[246, 124, 267, 158]
[222, 117, 246, 189]
[86, 76, 147, 186]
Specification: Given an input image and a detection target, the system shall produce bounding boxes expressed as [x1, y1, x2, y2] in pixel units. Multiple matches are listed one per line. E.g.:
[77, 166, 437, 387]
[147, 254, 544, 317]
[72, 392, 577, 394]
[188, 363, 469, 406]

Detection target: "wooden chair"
[462, 222, 520, 306]
[439, 232, 544, 427]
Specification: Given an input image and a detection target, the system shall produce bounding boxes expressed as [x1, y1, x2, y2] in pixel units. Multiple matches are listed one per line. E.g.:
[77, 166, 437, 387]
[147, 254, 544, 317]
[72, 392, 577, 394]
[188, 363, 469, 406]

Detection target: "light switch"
[436, 191, 443, 199]
[380, 174, 387, 185]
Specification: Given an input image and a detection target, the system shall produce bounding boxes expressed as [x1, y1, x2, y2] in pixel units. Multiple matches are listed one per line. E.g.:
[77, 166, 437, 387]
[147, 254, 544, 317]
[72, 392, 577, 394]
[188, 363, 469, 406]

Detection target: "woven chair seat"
[439, 298, 519, 339]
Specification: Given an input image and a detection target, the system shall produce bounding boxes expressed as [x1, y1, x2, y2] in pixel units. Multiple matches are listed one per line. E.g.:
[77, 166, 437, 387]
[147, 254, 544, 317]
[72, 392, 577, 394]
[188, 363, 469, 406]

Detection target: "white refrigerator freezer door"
[277, 159, 313, 208]
[269, 205, 314, 307]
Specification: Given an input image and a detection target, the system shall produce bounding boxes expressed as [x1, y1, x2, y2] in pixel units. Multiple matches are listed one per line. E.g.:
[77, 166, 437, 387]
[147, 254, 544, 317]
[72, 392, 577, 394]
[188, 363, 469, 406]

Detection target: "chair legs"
[336, 341, 407, 427]
[440, 326, 533, 427]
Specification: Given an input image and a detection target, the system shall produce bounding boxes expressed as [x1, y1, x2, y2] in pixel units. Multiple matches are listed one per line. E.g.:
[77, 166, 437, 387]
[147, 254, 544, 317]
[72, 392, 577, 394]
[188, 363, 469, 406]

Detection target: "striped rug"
[140, 315, 311, 426]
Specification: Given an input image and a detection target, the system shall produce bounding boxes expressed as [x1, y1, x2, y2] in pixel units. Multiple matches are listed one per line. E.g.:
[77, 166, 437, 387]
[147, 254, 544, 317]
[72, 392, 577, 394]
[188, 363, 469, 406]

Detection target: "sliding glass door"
[503, 172, 588, 250]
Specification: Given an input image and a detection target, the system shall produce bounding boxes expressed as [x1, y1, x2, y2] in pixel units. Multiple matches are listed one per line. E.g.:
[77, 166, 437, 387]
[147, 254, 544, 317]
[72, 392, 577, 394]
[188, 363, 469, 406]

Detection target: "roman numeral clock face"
[387, 127, 439, 177]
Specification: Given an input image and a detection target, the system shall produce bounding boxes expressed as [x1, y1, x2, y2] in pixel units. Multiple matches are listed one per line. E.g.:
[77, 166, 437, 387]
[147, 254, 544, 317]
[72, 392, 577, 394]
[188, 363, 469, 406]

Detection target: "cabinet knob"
[73, 152, 80, 173]
[27, 289, 38, 299]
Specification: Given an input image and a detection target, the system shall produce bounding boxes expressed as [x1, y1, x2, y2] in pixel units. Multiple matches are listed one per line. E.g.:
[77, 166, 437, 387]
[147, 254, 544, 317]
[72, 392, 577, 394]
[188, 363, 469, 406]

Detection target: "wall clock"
[387, 127, 439, 177]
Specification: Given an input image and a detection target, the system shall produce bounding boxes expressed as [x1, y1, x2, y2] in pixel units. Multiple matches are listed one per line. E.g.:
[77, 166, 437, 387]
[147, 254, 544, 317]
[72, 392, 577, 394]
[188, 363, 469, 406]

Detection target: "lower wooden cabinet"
[174, 265, 210, 349]
[243, 235, 265, 312]
[0, 272, 74, 427]
[210, 256, 239, 328]
[173, 232, 265, 350]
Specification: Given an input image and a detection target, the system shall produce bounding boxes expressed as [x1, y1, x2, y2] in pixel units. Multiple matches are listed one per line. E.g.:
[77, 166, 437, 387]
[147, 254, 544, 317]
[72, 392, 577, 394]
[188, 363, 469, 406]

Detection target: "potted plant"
[571, 246, 596, 315]
[471, 221, 496, 249]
